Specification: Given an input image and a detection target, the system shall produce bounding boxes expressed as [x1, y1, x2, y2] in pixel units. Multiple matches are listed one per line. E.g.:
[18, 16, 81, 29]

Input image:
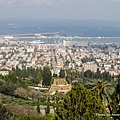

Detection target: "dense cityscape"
[0, 34, 120, 120]
[0, 0, 120, 119]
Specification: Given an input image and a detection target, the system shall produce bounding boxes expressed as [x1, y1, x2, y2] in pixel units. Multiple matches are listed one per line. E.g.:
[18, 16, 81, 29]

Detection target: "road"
[50, 46, 56, 73]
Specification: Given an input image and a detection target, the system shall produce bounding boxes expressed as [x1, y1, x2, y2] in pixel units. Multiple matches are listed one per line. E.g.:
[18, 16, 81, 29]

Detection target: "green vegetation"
[56, 84, 110, 120]
[12, 66, 43, 85]
[42, 67, 52, 86]
[0, 103, 9, 120]
[59, 69, 65, 78]
[83, 69, 113, 81]
[81, 55, 95, 63]
[15, 114, 55, 120]
[46, 105, 50, 114]
[66, 69, 80, 84]
[53, 73, 58, 77]
[85, 79, 115, 117]
[85, 79, 115, 101]
[110, 78, 120, 120]
[0, 67, 119, 120]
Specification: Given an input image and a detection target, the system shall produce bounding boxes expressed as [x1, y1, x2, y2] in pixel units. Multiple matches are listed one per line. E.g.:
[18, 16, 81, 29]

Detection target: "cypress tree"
[42, 67, 52, 86]
[46, 105, 50, 114]
[59, 69, 65, 78]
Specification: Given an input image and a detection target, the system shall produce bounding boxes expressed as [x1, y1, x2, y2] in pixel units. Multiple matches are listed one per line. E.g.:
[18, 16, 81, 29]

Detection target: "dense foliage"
[56, 84, 110, 120]
[42, 67, 52, 86]
[84, 69, 113, 81]
[59, 69, 65, 78]
[12, 66, 53, 86]
[16, 114, 55, 120]
[110, 79, 120, 120]
[0, 67, 118, 120]
[0, 72, 26, 96]
[0, 103, 8, 120]
[12, 66, 42, 84]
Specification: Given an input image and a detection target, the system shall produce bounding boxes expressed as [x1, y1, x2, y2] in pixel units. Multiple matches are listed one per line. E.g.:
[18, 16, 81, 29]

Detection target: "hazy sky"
[0, 0, 120, 20]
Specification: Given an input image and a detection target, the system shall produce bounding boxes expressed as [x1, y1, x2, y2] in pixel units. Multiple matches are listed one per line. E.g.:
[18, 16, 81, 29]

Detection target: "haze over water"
[0, 19, 120, 38]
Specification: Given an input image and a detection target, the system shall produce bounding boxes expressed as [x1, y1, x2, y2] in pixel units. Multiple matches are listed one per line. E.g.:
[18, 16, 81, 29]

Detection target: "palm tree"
[85, 79, 115, 115]
[110, 79, 120, 120]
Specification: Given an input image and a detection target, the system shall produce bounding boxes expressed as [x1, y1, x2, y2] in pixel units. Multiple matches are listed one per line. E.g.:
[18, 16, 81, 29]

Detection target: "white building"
[63, 40, 88, 47]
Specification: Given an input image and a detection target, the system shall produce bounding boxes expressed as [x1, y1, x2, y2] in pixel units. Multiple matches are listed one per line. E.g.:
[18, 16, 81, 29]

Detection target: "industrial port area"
[0, 33, 120, 75]
[0, 32, 120, 46]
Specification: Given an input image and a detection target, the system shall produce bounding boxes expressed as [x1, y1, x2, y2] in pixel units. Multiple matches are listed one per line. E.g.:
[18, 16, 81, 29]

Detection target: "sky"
[0, 0, 120, 20]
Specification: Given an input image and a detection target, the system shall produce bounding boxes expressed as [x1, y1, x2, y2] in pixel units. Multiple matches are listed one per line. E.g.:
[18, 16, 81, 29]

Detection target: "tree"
[53, 73, 58, 77]
[36, 101, 40, 114]
[59, 69, 65, 78]
[66, 74, 72, 84]
[84, 70, 93, 78]
[35, 72, 42, 84]
[46, 105, 50, 114]
[0, 93, 2, 103]
[110, 79, 120, 120]
[0, 104, 8, 120]
[29, 89, 42, 101]
[42, 67, 52, 86]
[0, 79, 6, 93]
[95, 68, 101, 79]
[85, 79, 114, 100]
[85, 79, 115, 116]
[64, 60, 70, 66]
[56, 84, 110, 120]
[5, 103, 37, 116]
[2, 82, 17, 96]
[14, 87, 28, 99]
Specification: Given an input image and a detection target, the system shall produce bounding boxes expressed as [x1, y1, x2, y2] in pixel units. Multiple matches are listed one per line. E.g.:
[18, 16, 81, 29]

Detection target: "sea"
[0, 19, 120, 44]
